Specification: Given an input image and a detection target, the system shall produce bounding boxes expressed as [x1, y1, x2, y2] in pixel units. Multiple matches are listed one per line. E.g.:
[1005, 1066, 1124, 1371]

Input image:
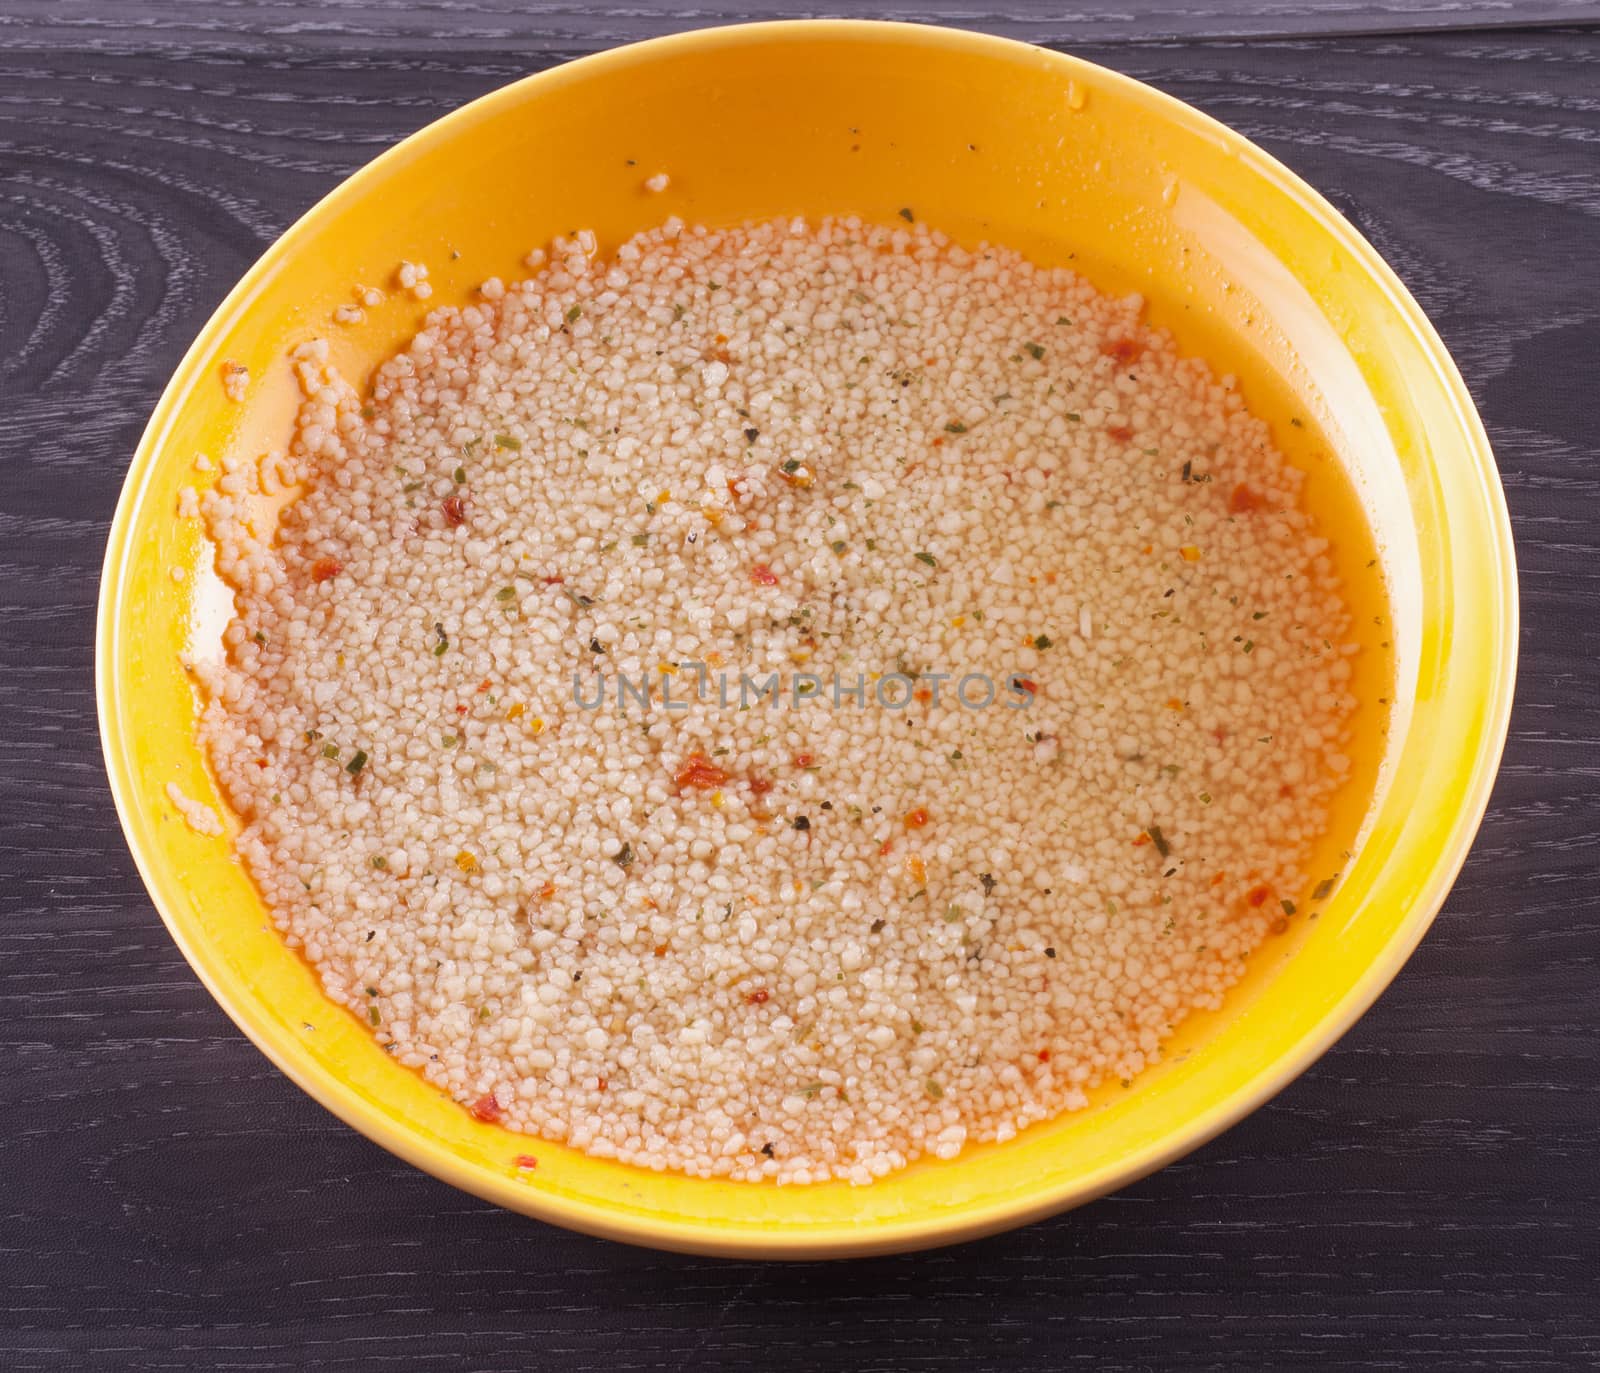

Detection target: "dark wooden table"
[4, 3, 1598, 1369]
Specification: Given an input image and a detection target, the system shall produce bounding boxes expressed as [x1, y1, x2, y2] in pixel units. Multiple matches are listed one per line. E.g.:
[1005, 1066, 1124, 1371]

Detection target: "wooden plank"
[1, 0, 1599, 53]
[1, 20, 1597, 1373]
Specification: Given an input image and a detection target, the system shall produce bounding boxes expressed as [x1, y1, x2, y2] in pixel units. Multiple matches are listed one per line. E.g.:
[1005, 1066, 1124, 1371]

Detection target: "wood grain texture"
[6, 0, 1600, 49]
[2, 7, 1598, 1371]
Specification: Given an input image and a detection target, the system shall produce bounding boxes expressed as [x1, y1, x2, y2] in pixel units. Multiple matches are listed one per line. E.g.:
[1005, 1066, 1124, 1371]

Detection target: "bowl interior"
[99, 21, 1515, 1256]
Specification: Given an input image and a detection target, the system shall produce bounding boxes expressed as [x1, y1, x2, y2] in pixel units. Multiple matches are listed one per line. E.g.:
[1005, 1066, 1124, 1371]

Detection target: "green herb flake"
[494, 586, 516, 602]
[613, 842, 635, 869]
[453, 465, 466, 484]
[1056, 315, 1072, 326]
[1312, 876, 1339, 902]
[1149, 825, 1171, 859]
[914, 551, 938, 568]
[371, 855, 388, 871]
[1281, 899, 1297, 916]
[321, 743, 340, 760]
[944, 421, 968, 435]
[924, 1078, 944, 1100]
[565, 305, 582, 323]
[1023, 342, 1045, 361]
[831, 540, 847, 555]
[493, 433, 521, 451]
[898, 207, 915, 223]
[631, 533, 651, 547]
[368, 1006, 380, 1026]
[345, 749, 368, 776]
[1034, 633, 1053, 650]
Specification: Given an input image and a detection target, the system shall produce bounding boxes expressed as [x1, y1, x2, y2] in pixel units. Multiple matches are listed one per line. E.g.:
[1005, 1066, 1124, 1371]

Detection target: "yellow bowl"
[98, 20, 1517, 1257]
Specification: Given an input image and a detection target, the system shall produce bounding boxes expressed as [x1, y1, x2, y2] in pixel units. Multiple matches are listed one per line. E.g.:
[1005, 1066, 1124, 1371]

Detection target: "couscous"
[188, 215, 1366, 1183]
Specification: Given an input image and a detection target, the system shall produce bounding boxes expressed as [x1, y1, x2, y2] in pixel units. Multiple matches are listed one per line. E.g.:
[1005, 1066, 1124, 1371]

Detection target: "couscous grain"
[191, 216, 1365, 1183]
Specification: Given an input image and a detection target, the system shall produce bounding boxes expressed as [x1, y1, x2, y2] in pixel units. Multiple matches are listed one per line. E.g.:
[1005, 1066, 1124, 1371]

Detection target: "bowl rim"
[97, 17, 1519, 1258]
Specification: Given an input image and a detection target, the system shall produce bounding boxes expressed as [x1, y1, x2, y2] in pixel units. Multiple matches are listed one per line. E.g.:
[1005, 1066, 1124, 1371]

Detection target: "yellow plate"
[97, 20, 1517, 1257]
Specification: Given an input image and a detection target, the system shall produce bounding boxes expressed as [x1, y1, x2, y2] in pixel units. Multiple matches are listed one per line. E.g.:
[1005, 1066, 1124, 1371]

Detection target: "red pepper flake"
[879, 838, 894, 857]
[541, 574, 565, 585]
[1015, 678, 1039, 696]
[455, 703, 469, 715]
[477, 679, 492, 693]
[750, 563, 780, 587]
[310, 556, 342, 583]
[1133, 832, 1151, 847]
[1107, 424, 1134, 443]
[904, 807, 930, 829]
[745, 987, 770, 1005]
[1037, 1048, 1051, 1062]
[596, 1077, 608, 1092]
[792, 752, 815, 770]
[470, 1094, 503, 1123]
[514, 1154, 539, 1170]
[441, 494, 467, 527]
[1229, 483, 1267, 514]
[674, 751, 729, 792]
[748, 776, 774, 797]
[913, 687, 933, 705]
[1100, 337, 1144, 365]
[538, 880, 557, 902]
[1246, 884, 1272, 908]
[653, 943, 668, 957]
